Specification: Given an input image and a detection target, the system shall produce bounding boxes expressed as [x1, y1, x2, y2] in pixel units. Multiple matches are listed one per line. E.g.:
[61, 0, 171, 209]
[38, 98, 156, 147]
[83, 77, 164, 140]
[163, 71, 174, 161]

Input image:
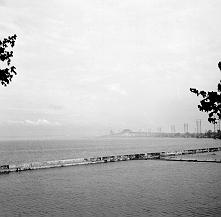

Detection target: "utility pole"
[196, 119, 201, 135]
[170, 125, 175, 134]
[184, 123, 188, 133]
[157, 127, 162, 137]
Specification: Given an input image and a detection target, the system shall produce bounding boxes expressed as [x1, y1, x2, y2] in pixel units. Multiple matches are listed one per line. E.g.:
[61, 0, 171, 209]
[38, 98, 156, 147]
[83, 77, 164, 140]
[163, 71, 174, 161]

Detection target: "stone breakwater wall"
[1, 146, 221, 174]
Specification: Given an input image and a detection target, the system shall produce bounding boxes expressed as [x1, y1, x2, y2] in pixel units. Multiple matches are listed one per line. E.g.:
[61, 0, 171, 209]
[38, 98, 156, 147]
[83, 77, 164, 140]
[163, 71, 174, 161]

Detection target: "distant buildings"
[104, 128, 221, 139]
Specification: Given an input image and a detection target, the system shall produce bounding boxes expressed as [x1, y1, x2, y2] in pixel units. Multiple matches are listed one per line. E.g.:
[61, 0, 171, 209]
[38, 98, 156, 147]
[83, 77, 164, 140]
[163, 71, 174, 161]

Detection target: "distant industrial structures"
[104, 120, 221, 139]
[106, 128, 193, 138]
[196, 119, 202, 134]
[184, 123, 188, 134]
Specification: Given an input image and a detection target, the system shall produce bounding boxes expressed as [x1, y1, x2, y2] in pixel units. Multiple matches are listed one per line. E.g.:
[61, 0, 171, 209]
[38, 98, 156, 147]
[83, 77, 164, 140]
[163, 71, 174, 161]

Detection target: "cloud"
[7, 119, 61, 126]
[106, 83, 127, 95]
[48, 104, 63, 111]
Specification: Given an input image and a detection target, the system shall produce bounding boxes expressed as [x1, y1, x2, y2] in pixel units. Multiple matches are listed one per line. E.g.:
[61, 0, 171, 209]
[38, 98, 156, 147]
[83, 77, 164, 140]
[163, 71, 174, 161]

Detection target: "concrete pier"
[1, 146, 221, 174]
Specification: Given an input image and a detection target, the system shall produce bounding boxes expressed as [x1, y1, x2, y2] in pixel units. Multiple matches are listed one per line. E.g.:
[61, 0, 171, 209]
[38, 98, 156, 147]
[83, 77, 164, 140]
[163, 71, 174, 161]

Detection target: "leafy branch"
[190, 62, 221, 124]
[0, 34, 17, 86]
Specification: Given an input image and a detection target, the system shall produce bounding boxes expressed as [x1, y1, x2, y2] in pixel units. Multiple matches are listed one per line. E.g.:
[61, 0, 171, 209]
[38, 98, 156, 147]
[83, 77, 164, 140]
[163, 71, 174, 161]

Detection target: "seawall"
[1, 146, 221, 174]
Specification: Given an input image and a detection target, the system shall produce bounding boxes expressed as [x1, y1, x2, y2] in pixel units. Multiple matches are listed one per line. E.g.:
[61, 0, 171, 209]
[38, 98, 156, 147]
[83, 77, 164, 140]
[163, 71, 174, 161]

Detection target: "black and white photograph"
[0, 0, 221, 216]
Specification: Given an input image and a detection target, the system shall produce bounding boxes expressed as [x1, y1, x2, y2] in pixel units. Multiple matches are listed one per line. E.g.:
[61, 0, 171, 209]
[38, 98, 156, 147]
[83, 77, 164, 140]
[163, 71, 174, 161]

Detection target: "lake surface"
[0, 138, 221, 216]
[0, 137, 220, 165]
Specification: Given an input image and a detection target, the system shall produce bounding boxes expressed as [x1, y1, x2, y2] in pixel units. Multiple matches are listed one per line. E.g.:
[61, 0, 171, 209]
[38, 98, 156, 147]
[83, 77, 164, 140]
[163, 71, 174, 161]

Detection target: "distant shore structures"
[107, 128, 185, 137]
[1, 147, 221, 174]
[105, 128, 221, 138]
[109, 129, 148, 137]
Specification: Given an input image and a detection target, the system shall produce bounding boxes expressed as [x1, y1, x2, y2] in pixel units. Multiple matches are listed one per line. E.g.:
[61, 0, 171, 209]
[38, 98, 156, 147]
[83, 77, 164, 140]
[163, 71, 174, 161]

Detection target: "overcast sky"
[0, 0, 220, 139]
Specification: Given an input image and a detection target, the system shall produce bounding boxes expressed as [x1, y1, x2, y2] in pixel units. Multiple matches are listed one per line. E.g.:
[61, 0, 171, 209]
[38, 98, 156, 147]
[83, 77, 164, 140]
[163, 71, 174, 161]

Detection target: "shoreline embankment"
[1, 147, 221, 174]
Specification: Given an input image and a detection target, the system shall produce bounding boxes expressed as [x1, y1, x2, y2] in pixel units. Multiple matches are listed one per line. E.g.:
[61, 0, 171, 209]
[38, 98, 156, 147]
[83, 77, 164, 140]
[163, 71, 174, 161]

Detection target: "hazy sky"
[0, 0, 220, 138]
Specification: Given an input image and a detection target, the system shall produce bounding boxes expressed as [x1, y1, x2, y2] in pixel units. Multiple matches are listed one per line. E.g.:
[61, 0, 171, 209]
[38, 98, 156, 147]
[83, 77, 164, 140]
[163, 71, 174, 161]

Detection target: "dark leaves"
[218, 81, 221, 92]
[190, 88, 199, 96]
[0, 34, 17, 86]
[218, 62, 221, 71]
[190, 62, 221, 124]
[199, 90, 207, 98]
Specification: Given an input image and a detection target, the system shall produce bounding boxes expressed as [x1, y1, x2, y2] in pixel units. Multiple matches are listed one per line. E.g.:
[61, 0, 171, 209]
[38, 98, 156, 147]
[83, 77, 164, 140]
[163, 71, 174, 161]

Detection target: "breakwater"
[1, 146, 221, 174]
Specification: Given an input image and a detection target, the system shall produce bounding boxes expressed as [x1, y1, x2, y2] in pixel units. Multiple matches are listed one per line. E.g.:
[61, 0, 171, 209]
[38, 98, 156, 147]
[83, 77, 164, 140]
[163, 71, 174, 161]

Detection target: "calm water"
[0, 137, 220, 165]
[0, 138, 221, 216]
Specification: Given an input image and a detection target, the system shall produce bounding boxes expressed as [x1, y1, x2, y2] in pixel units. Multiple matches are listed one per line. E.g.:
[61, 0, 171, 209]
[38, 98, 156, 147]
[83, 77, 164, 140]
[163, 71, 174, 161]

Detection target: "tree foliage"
[190, 62, 221, 124]
[0, 34, 17, 86]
